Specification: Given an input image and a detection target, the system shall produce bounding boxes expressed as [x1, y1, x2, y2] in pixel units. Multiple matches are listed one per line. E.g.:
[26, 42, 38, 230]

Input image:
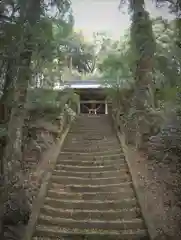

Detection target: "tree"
[61, 31, 96, 75]
[0, 1, 74, 239]
[127, 0, 156, 110]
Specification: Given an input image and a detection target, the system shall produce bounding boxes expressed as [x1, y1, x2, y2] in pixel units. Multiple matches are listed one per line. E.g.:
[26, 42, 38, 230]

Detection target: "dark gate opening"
[80, 103, 105, 114]
[74, 87, 108, 115]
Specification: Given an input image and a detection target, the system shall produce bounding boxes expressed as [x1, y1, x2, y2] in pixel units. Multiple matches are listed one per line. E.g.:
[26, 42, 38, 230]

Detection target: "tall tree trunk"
[129, 0, 156, 148]
[4, 0, 40, 183]
[0, 58, 17, 175]
[130, 0, 155, 108]
[1, 1, 41, 239]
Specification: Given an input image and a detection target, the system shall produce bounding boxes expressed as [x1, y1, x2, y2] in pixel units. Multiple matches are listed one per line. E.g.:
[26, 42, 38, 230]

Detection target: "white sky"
[71, 0, 174, 42]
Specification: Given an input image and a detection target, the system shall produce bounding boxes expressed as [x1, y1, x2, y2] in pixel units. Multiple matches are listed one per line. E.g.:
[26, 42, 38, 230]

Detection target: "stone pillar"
[105, 101, 108, 114]
[78, 101, 81, 114]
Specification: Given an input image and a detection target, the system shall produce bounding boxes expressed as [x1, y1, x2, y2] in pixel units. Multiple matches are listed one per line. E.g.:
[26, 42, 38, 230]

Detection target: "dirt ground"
[124, 144, 181, 240]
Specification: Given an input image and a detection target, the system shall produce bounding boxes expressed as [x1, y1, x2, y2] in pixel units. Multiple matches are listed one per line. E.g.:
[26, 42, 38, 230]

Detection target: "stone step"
[60, 149, 122, 156]
[56, 158, 125, 166]
[64, 142, 118, 145]
[71, 121, 111, 123]
[44, 198, 137, 210]
[73, 128, 114, 132]
[70, 124, 112, 128]
[73, 124, 111, 127]
[71, 126, 111, 129]
[76, 118, 110, 122]
[72, 118, 109, 120]
[65, 138, 118, 143]
[34, 225, 148, 239]
[72, 118, 110, 123]
[61, 147, 121, 151]
[50, 175, 131, 185]
[75, 122, 110, 125]
[64, 141, 119, 147]
[37, 215, 145, 231]
[69, 123, 111, 127]
[68, 133, 114, 137]
[77, 115, 108, 118]
[72, 119, 110, 123]
[74, 119, 110, 122]
[65, 135, 118, 141]
[63, 140, 119, 147]
[70, 129, 113, 133]
[68, 133, 115, 138]
[52, 169, 128, 178]
[72, 119, 110, 122]
[26, 161, 37, 166]
[74, 124, 110, 126]
[26, 162, 37, 170]
[63, 140, 119, 146]
[55, 163, 127, 172]
[41, 205, 141, 220]
[70, 129, 112, 132]
[31, 115, 149, 240]
[47, 189, 135, 201]
[26, 159, 38, 165]
[62, 146, 121, 152]
[76, 121, 110, 124]
[76, 116, 109, 120]
[50, 182, 132, 193]
[58, 152, 125, 161]
[69, 129, 113, 133]
[69, 124, 112, 128]
[70, 126, 111, 130]
[56, 159, 125, 167]
[67, 135, 116, 140]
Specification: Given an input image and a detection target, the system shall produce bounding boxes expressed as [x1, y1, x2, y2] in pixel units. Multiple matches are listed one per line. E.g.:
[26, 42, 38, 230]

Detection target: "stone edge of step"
[23, 124, 72, 240]
[34, 225, 148, 238]
[37, 215, 145, 231]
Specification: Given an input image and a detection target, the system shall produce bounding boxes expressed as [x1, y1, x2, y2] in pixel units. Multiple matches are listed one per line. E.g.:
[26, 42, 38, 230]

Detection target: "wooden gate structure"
[60, 80, 110, 115]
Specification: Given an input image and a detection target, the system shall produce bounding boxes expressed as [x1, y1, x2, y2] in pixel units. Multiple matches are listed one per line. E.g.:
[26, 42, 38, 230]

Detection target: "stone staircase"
[32, 115, 149, 240]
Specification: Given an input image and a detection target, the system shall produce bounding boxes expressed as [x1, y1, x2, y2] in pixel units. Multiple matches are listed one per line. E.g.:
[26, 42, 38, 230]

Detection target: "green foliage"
[97, 33, 135, 106]
[99, 1, 180, 148]
[27, 88, 75, 108]
[26, 87, 80, 122]
[0, 0, 96, 94]
[151, 18, 181, 104]
[0, 124, 7, 138]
